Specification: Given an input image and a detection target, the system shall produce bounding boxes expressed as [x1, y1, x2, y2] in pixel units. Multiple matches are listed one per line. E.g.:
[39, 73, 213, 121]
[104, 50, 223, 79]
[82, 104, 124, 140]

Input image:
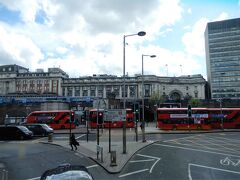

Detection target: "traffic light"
[70, 111, 74, 122]
[188, 105, 192, 118]
[98, 111, 103, 124]
[135, 103, 139, 113]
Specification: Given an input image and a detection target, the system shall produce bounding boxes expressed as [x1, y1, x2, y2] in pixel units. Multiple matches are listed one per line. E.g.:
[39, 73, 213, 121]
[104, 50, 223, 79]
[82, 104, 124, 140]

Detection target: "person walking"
[70, 133, 79, 151]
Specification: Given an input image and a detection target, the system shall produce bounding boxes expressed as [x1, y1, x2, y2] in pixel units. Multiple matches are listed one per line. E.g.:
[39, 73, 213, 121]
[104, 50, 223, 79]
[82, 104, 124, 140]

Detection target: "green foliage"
[149, 90, 161, 105]
[190, 98, 200, 107]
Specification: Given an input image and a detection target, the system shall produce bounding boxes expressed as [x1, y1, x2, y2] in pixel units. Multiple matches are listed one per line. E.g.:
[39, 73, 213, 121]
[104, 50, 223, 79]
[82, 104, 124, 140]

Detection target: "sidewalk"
[42, 123, 240, 173]
[43, 124, 157, 173]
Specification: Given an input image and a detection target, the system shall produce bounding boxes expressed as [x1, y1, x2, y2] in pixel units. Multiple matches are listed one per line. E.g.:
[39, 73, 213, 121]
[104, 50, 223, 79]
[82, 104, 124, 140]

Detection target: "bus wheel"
[61, 126, 65, 129]
[173, 126, 177, 130]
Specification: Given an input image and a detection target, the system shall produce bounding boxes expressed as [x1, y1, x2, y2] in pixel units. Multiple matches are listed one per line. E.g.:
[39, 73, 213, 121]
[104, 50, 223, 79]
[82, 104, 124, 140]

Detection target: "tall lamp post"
[141, 54, 156, 142]
[219, 72, 225, 130]
[123, 31, 146, 154]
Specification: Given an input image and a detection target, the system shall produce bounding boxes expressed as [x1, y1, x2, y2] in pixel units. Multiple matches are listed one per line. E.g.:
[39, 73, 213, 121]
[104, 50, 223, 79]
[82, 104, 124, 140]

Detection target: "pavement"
[41, 123, 240, 174]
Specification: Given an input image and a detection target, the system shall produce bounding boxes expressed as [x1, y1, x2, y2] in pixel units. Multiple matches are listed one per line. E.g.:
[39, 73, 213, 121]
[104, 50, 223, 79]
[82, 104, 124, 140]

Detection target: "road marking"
[26, 177, 40, 180]
[86, 164, 98, 169]
[154, 143, 240, 158]
[205, 135, 240, 147]
[52, 137, 68, 139]
[193, 136, 240, 153]
[220, 157, 240, 167]
[188, 163, 240, 180]
[163, 135, 201, 143]
[76, 134, 86, 139]
[164, 136, 240, 155]
[136, 154, 161, 173]
[119, 169, 149, 178]
[130, 159, 155, 163]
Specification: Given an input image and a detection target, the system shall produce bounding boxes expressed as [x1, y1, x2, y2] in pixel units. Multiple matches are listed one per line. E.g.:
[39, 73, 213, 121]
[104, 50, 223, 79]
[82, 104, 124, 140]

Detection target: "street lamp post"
[142, 54, 156, 142]
[219, 72, 225, 130]
[123, 31, 146, 154]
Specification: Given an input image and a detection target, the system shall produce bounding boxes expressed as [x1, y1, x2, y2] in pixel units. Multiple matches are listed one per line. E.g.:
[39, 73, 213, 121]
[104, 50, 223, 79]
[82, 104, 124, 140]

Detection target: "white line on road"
[136, 154, 161, 173]
[155, 143, 240, 158]
[188, 163, 240, 180]
[130, 159, 155, 163]
[27, 177, 40, 180]
[86, 164, 98, 169]
[163, 135, 201, 143]
[136, 153, 160, 160]
[119, 169, 149, 178]
[76, 134, 86, 139]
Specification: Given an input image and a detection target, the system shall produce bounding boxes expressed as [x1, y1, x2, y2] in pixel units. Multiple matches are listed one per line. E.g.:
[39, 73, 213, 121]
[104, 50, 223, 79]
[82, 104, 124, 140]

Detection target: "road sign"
[105, 109, 126, 121]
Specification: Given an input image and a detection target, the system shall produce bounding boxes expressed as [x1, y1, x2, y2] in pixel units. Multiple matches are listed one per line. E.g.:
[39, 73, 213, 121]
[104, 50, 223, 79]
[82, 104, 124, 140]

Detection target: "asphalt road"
[119, 132, 240, 180]
[1, 132, 240, 180]
[0, 141, 113, 180]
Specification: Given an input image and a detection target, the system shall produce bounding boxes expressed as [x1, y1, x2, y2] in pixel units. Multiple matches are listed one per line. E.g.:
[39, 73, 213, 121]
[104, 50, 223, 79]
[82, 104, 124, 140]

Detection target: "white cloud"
[0, 0, 40, 23]
[187, 8, 192, 14]
[0, 23, 43, 69]
[213, 12, 229, 21]
[0, 0, 185, 77]
[182, 18, 208, 57]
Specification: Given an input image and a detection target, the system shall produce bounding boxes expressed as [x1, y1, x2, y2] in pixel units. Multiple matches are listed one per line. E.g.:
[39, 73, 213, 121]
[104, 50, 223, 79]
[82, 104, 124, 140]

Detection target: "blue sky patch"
[0, 4, 22, 25]
[35, 9, 48, 24]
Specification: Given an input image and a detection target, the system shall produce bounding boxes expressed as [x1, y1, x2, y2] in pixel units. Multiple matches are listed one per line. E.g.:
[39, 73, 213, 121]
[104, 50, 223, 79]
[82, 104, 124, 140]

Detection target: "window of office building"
[144, 84, 151, 97]
[129, 85, 137, 98]
[90, 86, 96, 96]
[97, 86, 103, 97]
[75, 87, 80, 96]
[113, 86, 120, 98]
[83, 86, 89, 97]
[121, 86, 128, 98]
[67, 87, 72, 96]
[106, 85, 112, 98]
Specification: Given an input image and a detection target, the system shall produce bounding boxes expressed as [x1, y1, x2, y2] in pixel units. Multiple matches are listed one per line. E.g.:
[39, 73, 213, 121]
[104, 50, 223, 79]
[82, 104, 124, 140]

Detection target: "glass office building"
[205, 18, 240, 99]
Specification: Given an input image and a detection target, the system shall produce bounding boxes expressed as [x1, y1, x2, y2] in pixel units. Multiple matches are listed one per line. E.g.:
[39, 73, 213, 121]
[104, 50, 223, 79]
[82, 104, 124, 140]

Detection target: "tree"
[149, 90, 161, 106]
[190, 98, 200, 107]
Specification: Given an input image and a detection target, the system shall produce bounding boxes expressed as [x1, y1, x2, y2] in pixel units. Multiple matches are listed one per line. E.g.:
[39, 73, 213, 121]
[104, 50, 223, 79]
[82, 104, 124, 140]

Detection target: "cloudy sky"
[0, 0, 239, 79]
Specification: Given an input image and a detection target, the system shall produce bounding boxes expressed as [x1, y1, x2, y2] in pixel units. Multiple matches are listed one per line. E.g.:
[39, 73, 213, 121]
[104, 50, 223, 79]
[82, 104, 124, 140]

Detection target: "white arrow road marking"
[119, 153, 161, 178]
[135, 154, 161, 173]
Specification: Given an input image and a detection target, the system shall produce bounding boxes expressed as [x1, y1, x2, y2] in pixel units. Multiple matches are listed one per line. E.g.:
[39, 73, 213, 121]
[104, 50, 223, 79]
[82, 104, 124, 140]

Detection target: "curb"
[144, 129, 240, 135]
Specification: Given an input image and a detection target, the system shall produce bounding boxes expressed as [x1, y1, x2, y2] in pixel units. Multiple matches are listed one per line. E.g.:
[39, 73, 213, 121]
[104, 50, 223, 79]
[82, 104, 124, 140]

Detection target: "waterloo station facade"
[0, 64, 207, 109]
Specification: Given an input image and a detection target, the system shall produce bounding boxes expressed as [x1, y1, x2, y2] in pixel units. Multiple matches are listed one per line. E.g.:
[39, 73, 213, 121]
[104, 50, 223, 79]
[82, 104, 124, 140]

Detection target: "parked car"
[22, 124, 53, 136]
[0, 125, 33, 140]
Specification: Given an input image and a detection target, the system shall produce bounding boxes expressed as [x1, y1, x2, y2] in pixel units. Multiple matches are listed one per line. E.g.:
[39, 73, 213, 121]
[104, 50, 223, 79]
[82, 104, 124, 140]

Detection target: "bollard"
[48, 133, 53, 142]
[110, 151, 117, 166]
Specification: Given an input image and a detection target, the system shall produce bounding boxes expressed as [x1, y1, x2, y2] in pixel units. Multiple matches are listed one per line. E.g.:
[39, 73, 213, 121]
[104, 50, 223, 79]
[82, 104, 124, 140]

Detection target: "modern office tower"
[205, 18, 240, 99]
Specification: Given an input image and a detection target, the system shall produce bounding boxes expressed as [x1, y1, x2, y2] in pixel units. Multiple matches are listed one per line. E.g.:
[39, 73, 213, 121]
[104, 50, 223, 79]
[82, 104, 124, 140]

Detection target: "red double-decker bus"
[157, 107, 240, 130]
[157, 108, 211, 130]
[88, 109, 104, 129]
[26, 110, 76, 130]
[208, 108, 240, 129]
[88, 108, 134, 128]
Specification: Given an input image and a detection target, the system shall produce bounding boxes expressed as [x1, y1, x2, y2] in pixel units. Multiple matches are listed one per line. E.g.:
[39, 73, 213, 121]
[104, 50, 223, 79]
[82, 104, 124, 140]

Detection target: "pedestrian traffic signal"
[188, 105, 192, 117]
[135, 103, 139, 113]
[70, 111, 74, 122]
